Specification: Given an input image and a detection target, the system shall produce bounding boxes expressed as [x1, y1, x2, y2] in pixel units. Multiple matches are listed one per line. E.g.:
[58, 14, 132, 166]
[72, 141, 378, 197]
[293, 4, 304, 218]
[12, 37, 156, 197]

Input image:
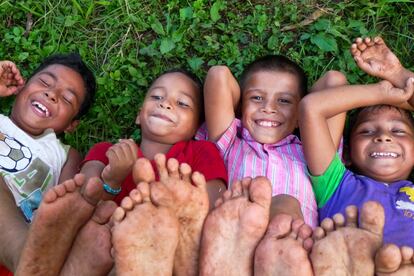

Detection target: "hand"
[378, 78, 414, 106]
[0, 61, 24, 96]
[101, 139, 139, 187]
[351, 37, 403, 82]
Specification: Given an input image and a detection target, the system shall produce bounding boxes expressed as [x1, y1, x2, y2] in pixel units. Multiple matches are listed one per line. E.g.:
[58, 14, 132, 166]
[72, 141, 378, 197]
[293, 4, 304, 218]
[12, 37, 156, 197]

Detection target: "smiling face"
[136, 72, 201, 145]
[241, 70, 301, 144]
[350, 106, 414, 183]
[10, 64, 86, 136]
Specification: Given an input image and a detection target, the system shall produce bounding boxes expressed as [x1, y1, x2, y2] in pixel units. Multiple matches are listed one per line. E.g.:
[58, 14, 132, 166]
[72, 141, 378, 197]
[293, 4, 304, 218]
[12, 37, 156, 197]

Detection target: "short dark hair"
[29, 53, 96, 119]
[239, 54, 308, 97]
[150, 68, 204, 123]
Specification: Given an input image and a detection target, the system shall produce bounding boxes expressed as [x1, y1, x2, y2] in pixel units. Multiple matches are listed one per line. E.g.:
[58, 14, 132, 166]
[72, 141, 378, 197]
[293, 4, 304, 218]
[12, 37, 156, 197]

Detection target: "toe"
[359, 201, 385, 237]
[133, 158, 155, 184]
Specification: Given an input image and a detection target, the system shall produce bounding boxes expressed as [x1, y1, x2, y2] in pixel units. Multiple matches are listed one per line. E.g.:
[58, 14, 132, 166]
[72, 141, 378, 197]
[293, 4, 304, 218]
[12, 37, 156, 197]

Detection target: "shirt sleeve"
[309, 154, 346, 208]
[215, 119, 239, 157]
[191, 141, 228, 186]
[81, 142, 113, 167]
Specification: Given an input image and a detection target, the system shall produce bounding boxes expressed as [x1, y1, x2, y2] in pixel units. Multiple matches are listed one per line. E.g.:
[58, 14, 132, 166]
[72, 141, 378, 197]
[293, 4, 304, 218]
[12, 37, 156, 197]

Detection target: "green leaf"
[257, 14, 268, 33]
[310, 33, 338, 53]
[17, 52, 29, 61]
[150, 19, 165, 35]
[187, 57, 204, 71]
[160, 38, 175, 54]
[267, 34, 278, 50]
[210, 1, 223, 22]
[180, 7, 193, 21]
[128, 66, 139, 78]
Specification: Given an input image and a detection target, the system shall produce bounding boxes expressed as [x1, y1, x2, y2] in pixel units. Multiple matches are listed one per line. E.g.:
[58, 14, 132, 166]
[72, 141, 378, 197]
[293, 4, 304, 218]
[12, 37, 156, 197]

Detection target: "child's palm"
[0, 61, 24, 96]
[352, 37, 402, 81]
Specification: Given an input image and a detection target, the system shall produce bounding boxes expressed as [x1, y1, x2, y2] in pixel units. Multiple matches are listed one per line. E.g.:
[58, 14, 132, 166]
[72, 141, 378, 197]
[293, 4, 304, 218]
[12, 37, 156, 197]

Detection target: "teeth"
[32, 101, 50, 117]
[370, 152, 398, 158]
[257, 120, 279, 127]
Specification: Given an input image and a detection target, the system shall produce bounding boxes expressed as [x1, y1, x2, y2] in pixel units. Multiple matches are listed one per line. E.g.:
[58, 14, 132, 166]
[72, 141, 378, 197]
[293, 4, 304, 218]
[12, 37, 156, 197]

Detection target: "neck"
[140, 138, 173, 160]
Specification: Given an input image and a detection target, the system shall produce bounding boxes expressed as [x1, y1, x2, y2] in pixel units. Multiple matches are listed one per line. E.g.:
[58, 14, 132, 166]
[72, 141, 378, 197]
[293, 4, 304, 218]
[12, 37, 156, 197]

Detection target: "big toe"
[375, 244, 402, 274]
[265, 214, 293, 238]
[83, 177, 104, 206]
[92, 201, 118, 224]
[133, 158, 155, 184]
[248, 176, 272, 209]
[359, 201, 385, 237]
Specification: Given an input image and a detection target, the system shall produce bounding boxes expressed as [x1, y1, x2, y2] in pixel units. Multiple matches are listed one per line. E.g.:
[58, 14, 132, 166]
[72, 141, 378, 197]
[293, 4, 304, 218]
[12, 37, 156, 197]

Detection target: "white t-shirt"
[0, 114, 69, 222]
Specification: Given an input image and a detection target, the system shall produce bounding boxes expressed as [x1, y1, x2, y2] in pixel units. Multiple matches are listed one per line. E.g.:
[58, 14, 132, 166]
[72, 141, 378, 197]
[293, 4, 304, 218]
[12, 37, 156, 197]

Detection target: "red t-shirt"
[83, 140, 228, 204]
[0, 265, 12, 276]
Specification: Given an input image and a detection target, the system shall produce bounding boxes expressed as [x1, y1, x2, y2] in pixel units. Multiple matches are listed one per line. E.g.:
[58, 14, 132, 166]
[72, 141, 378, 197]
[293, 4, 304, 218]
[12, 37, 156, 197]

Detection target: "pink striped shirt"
[196, 119, 317, 227]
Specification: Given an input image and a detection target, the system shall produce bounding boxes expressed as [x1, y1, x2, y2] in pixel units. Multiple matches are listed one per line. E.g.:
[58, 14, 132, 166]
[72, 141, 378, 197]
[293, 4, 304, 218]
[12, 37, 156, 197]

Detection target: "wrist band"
[103, 183, 122, 195]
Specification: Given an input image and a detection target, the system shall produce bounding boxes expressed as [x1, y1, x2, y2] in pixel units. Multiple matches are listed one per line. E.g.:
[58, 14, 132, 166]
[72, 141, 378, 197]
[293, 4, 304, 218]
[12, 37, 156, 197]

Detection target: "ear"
[135, 110, 141, 125]
[64, 120, 80, 133]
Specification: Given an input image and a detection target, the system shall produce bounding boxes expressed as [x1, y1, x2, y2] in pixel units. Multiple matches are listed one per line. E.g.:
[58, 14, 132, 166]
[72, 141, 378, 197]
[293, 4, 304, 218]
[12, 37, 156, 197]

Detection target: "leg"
[375, 244, 414, 276]
[111, 181, 179, 276]
[60, 200, 117, 276]
[15, 174, 104, 276]
[0, 179, 28, 272]
[254, 214, 313, 276]
[199, 176, 272, 276]
[310, 201, 384, 276]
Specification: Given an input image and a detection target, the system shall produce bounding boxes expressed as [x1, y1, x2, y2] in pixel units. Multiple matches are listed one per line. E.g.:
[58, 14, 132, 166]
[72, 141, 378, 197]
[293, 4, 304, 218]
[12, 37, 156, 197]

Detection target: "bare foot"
[200, 176, 272, 276]
[254, 214, 313, 276]
[136, 154, 209, 276]
[311, 201, 384, 276]
[375, 244, 414, 276]
[351, 37, 405, 86]
[111, 181, 179, 276]
[15, 174, 104, 275]
[61, 200, 117, 276]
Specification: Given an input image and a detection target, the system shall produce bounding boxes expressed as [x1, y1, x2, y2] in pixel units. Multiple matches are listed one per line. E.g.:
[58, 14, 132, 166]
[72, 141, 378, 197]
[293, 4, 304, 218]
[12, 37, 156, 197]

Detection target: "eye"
[177, 100, 190, 108]
[39, 78, 50, 87]
[392, 129, 406, 135]
[150, 95, 162, 100]
[250, 95, 263, 101]
[278, 98, 292, 104]
[358, 129, 375, 135]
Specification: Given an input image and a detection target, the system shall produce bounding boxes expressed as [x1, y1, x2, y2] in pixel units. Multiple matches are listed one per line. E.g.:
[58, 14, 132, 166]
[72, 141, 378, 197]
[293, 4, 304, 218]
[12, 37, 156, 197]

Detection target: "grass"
[1, 0, 413, 154]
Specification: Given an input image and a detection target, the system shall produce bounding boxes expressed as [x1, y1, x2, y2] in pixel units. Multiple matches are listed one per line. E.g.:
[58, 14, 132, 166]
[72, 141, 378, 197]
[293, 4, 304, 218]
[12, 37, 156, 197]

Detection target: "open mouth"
[369, 152, 399, 158]
[256, 120, 281, 128]
[31, 101, 50, 117]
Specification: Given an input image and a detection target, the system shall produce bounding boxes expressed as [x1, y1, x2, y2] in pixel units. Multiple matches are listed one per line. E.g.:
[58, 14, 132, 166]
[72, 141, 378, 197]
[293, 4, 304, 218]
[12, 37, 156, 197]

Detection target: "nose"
[159, 101, 172, 110]
[44, 91, 57, 103]
[260, 101, 277, 114]
[374, 133, 392, 143]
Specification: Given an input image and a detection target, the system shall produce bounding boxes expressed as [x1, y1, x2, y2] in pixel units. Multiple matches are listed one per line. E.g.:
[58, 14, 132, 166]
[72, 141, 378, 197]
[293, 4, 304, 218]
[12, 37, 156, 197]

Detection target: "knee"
[323, 70, 348, 87]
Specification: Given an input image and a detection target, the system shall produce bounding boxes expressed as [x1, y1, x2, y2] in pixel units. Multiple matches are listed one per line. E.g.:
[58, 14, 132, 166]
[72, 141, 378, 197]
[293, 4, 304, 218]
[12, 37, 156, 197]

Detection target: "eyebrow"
[150, 86, 196, 103]
[39, 71, 79, 99]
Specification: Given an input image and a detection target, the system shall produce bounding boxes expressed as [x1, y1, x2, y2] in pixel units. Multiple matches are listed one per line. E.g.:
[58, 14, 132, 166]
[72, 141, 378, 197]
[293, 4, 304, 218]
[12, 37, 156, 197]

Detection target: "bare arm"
[205, 179, 226, 210]
[309, 70, 348, 150]
[58, 147, 82, 183]
[299, 79, 414, 176]
[204, 66, 241, 142]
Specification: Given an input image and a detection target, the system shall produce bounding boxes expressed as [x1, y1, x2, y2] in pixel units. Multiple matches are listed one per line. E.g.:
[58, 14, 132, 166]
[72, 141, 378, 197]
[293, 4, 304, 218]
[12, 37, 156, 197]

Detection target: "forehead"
[355, 107, 414, 129]
[150, 72, 200, 99]
[243, 70, 301, 96]
[34, 65, 86, 96]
